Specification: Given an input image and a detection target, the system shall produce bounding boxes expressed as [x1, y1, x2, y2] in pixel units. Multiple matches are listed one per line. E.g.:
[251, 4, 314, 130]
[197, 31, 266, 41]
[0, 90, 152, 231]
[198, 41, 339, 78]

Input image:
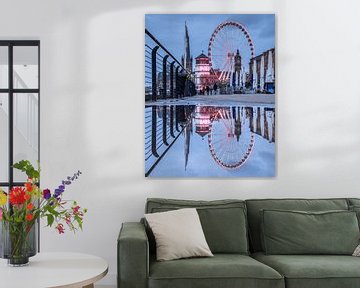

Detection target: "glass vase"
[0, 220, 37, 266]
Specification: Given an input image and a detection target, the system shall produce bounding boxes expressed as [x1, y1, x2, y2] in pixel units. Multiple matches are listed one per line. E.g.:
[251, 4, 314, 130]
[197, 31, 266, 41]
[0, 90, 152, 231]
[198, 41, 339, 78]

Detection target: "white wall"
[1, 0, 360, 285]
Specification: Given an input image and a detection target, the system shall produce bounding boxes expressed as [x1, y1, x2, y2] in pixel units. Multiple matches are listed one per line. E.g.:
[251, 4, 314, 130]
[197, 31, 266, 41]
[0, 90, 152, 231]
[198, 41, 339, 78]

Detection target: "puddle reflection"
[145, 105, 275, 177]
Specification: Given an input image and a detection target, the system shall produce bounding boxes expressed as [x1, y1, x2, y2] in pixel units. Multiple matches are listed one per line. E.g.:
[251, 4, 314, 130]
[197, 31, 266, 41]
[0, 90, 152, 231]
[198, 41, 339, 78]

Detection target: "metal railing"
[145, 105, 185, 176]
[145, 29, 196, 102]
[145, 105, 198, 177]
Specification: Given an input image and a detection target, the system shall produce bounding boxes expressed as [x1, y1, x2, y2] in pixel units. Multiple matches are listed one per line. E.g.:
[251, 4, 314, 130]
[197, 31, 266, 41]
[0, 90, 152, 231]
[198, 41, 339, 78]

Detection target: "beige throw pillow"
[353, 244, 360, 256]
[145, 208, 213, 261]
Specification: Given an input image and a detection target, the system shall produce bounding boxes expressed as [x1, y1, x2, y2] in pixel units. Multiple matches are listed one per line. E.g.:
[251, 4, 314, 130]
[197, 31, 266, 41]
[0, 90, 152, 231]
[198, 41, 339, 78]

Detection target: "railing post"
[162, 55, 169, 99]
[162, 106, 169, 145]
[151, 106, 159, 157]
[175, 66, 180, 98]
[170, 61, 175, 98]
[151, 46, 159, 102]
[169, 105, 175, 138]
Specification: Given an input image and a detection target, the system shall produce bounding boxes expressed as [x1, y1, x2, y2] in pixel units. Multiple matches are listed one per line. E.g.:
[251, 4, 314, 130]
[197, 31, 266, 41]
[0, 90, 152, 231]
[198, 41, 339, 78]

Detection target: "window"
[0, 41, 40, 190]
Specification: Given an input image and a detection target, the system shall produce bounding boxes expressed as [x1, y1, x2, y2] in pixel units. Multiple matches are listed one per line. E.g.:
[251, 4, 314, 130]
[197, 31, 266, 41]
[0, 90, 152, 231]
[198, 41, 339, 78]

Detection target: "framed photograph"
[145, 14, 275, 177]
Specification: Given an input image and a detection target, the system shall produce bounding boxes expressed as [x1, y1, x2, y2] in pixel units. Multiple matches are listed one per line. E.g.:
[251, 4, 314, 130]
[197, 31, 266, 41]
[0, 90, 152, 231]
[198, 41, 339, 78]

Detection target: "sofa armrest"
[118, 222, 149, 288]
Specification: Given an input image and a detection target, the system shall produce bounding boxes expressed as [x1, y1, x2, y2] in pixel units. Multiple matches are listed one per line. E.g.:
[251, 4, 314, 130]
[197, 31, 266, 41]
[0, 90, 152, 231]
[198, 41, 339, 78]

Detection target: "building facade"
[249, 48, 275, 93]
[194, 52, 217, 92]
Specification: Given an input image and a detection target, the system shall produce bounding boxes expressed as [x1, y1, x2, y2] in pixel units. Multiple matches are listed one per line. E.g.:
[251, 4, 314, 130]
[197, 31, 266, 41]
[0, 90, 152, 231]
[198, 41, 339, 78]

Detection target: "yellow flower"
[0, 190, 7, 206]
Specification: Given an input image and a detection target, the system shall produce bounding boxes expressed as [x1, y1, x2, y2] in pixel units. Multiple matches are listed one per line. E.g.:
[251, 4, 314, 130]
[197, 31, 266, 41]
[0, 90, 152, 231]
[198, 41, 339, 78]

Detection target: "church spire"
[182, 21, 192, 73]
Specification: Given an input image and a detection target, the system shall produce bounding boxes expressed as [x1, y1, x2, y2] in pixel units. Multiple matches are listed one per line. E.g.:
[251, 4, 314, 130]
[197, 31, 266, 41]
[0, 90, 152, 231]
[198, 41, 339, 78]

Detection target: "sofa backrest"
[348, 198, 360, 207]
[245, 198, 349, 252]
[145, 198, 249, 254]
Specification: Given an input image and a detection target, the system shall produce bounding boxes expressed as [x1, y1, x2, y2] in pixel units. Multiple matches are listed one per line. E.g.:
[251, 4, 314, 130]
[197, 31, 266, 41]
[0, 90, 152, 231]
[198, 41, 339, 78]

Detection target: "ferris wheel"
[208, 21, 255, 83]
[208, 108, 255, 169]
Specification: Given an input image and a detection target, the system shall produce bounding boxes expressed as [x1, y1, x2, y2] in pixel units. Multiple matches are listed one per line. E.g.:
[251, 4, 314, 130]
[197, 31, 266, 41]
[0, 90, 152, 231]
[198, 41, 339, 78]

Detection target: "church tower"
[181, 22, 193, 73]
[234, 49, 242, 86]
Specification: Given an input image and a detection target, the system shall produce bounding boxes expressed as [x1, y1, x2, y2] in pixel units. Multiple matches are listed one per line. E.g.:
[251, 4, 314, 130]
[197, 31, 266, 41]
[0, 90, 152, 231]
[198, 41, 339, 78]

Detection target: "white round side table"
[0, 252, 108, 288]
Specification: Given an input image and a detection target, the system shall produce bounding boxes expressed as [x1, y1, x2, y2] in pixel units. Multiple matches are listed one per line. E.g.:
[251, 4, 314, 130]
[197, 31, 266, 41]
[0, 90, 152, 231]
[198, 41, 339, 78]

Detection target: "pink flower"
[56, 223, 65, 234]
[65, 214, 71, 225]
[0, 208, 3, 220]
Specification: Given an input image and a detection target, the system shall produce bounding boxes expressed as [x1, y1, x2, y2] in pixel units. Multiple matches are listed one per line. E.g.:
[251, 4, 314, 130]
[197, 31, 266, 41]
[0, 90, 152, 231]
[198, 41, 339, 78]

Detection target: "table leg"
[82, 284, 94, 288]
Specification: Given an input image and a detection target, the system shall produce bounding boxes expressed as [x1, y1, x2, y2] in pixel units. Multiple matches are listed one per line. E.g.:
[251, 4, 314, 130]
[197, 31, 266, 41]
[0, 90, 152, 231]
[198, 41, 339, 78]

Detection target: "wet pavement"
[145, 94, 275, 107]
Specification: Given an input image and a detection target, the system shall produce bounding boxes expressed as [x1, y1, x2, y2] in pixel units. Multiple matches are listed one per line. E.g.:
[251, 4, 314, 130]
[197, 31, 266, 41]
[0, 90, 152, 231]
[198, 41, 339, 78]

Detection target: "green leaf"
[74, 215, 83, 230]
[47, 214, 54, 227]
[12, 160, 40, 180]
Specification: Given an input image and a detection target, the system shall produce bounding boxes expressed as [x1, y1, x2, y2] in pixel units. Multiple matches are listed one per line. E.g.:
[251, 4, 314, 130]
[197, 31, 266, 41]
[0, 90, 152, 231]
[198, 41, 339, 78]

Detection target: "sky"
[145, 14, 275, 64]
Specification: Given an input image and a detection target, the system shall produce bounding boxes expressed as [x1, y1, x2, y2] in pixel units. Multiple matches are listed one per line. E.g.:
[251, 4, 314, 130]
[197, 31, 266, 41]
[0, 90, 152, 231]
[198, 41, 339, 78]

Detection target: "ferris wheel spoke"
[226, 27, 236, 55]
[212, 55, 226, 70]
[216, 28, 232, 54]
[220, 114, 233, 132]
[212, 50, 228, 67]
[212, 129, 227, 136]
[233, 30, 242, 52]
[229, 28, 235, 49]
[221, 149, 228, 165]
[212, 35, 231, 55]
[230, 29, 239, 55]
[214, 144, 224, 160]
[212, 31, 226, 49]
[212, 42, 232, 69]
[212, 138, 225, 146]
[218, 144, 228, 162]
[227, 146, 235, 165]
[222, 27, 234, 55]
[212, 37, 231, 63]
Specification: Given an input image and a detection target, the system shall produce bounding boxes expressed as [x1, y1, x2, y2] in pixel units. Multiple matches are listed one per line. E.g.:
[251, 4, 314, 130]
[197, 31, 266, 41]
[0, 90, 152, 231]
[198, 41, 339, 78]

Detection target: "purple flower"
[54, 188, 63, 198]
[43, 189, 51, 200]
[54, 170, 82, 199]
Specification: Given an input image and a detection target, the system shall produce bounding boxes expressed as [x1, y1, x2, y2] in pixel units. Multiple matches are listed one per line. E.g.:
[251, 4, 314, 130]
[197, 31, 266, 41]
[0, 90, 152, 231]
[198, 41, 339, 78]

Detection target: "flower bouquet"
[0, 160, 87, 266]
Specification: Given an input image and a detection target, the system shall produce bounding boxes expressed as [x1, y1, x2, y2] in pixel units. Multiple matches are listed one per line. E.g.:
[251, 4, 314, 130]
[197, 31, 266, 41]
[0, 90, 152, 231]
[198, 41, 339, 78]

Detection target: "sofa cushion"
[261, 209, 359, 255]
[149, 254, 284, 288]
[246, 198, 349, 252]
[252, 252, 360, 288]
[146, 198, 249, 254]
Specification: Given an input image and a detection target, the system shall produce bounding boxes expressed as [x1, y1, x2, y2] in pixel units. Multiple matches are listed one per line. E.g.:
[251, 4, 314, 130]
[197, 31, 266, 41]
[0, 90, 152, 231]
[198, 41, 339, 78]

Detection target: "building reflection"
[145, 104, 275, 176]
[176, 105, 195, 170]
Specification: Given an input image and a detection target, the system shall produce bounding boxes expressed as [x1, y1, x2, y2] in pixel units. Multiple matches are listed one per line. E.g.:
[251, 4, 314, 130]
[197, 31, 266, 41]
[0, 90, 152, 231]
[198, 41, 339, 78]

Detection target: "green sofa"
[118, 198, 360, 288]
